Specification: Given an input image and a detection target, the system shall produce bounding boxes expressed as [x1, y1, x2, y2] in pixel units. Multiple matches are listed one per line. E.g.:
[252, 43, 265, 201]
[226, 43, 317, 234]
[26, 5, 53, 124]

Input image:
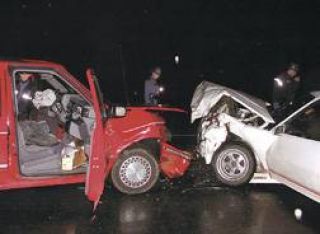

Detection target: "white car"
[191, 81, 320, 203]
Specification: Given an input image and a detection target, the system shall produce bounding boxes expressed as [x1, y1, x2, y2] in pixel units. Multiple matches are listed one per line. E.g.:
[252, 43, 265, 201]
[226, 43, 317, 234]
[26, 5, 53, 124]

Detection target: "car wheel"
[212, 144, 255, 186]
[111, 147, 159, 195]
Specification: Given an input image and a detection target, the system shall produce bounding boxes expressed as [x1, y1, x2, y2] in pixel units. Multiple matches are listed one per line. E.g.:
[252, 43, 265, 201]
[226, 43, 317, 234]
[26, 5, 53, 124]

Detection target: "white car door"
[267, 100, 320, 202]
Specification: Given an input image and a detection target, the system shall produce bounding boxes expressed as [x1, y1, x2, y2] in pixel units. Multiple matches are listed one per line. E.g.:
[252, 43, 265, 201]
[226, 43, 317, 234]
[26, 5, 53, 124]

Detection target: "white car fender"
[200, 113, 277, 171]
[221, 113, 277, 171]
[200, 123, 228, 164]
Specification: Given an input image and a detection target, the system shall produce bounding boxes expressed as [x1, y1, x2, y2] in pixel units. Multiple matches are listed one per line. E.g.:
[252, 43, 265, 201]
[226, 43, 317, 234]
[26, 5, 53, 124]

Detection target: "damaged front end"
[191, 81, 276, 171]
[160, 142, 192, 178]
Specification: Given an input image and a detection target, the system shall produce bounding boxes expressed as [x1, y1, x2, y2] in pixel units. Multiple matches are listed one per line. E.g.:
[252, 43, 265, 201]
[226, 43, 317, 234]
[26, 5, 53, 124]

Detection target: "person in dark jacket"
[272, 63, 301, 117]
[16, 72, 35, 120]
[144, 66, 162, 105]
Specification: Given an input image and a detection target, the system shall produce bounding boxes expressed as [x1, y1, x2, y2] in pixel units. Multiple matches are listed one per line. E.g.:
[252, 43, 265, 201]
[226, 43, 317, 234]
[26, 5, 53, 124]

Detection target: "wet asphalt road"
[0, 183, 319, 234]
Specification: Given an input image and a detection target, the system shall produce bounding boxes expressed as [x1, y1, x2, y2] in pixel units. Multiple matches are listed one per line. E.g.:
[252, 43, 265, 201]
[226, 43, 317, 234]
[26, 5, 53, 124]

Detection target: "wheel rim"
[216, 149, 249, 181]
[119, 155, 152, 188]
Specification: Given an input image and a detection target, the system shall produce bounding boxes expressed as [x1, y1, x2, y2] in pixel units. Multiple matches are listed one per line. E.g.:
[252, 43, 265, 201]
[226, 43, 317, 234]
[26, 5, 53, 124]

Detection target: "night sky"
[1, 0, 320, 108]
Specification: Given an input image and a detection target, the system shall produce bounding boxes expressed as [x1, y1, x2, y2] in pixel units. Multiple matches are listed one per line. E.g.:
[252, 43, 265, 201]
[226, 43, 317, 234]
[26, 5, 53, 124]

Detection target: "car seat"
[17, 121, 63, 175]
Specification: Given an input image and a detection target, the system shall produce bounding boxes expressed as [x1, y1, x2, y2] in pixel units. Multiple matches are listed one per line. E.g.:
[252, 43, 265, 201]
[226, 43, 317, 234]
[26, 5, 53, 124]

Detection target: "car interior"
[14, 70, 95, 176]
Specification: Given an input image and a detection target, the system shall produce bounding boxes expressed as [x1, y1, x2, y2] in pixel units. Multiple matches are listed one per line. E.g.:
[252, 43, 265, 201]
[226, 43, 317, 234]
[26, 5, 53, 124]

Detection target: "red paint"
[160, 143, 191, 178]
[85, 68, 109, 204]
[0, 60, 190, 204]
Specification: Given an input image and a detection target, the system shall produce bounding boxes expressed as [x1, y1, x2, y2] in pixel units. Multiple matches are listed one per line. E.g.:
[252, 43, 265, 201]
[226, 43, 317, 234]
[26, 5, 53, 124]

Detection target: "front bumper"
[159, 143, 192, 178]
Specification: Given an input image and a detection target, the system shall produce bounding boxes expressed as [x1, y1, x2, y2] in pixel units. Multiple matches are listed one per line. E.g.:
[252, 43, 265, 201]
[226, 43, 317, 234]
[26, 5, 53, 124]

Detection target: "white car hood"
[190, 81, 275, 123]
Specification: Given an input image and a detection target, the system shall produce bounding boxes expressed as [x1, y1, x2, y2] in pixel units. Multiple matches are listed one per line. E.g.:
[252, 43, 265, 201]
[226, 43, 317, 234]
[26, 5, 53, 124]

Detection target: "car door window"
[14, 71, 80, 119]
[285, 100, 320, 141]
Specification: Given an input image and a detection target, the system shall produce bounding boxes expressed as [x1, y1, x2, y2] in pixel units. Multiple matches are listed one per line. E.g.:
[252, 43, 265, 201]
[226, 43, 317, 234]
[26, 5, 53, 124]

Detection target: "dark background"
[1, 0, 320, 108]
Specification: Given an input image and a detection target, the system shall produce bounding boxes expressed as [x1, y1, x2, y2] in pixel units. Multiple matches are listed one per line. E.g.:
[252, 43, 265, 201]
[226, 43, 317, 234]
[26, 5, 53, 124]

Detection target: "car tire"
[111, 147, 159, 195]
[212, 144, 255, 186]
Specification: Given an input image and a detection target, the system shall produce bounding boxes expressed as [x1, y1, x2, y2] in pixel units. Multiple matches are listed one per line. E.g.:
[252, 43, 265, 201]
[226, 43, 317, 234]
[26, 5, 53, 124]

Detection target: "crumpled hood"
[190, 81, 274, 123]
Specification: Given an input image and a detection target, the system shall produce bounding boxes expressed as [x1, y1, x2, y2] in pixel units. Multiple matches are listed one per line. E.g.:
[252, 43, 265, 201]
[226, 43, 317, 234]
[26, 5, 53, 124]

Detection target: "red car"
[0, 59, 190, 207]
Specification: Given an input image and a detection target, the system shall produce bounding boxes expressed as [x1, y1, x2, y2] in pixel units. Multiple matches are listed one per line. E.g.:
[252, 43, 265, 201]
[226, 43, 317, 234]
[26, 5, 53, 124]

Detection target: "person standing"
[272, 63, 301, 115]
[144, 66, 162, 105]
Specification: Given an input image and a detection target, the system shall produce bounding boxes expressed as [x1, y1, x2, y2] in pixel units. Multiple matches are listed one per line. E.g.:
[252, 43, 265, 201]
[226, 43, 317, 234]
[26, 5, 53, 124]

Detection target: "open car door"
[0, 73, 8, 169]
[85, 68, 109, 209]
[267, 100, 320, 203]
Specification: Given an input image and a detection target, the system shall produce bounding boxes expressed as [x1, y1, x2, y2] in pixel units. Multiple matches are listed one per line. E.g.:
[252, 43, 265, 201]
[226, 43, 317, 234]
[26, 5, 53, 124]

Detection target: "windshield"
[287, 93, 314, 116]
[272, 93, 314, 123]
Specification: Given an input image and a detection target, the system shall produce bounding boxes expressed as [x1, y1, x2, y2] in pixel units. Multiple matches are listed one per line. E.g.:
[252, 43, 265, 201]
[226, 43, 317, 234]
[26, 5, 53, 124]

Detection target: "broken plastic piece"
[160, 143, 191, 178]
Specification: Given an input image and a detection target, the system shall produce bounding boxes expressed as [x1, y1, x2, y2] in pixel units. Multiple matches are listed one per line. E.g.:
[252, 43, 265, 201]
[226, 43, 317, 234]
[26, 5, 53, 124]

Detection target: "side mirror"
[112, 106, 127, 117]
[115, 106, 126, 117]
[274, 125, 285, 135]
